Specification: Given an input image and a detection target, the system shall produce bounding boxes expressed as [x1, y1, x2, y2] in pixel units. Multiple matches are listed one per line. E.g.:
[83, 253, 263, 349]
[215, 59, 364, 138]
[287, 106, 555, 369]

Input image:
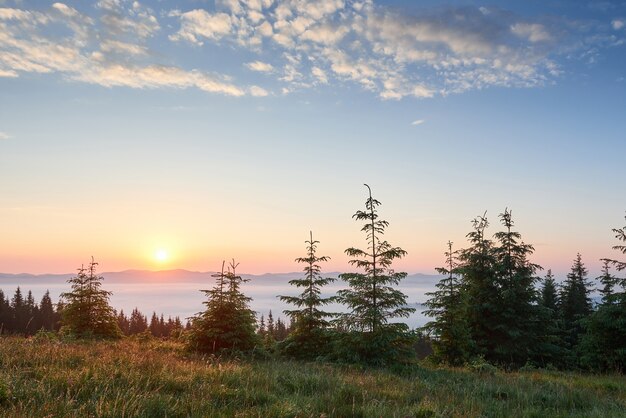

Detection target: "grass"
[0, 336, 624, 417]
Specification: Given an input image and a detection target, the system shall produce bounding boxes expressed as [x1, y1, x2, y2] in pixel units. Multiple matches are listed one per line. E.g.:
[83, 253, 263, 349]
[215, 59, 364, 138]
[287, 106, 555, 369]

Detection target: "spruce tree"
[279, 231, 337, 359]
[0, 290, 8, 334]
[491, 208, 542, 366]
[336, 184, 415, 365]
[128, 308, 148, 335]
[559, 253, 592, 352]
[536, 270, 567, 367]
[39, 290, 56, 331]
[11, 287, 26, 334]
[424, 241, 473, 366]
[458, 213, 498, 362]
[60, 258, 121, 338]
[580, 215, 626, 372]
[188, 259, 258, 353]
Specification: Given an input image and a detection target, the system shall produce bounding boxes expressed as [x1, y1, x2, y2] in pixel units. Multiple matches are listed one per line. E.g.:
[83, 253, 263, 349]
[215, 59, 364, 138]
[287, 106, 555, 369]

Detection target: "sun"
[154, 249, 169, 263]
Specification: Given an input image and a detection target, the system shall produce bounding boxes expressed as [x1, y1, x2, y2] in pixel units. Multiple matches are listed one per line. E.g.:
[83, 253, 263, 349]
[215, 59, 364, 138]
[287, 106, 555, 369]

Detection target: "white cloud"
[311, 66, 328, 83]
[411, 119, 425, 126]
[511, 23, 552, 43]
[249, 85, 269, 96]
[78, 64, 246, 96]
[0, 3, 253, 97]
[0, 132, 10, 139]
[100, 39, 147, 56]
[0, 1, 618, 101]
[170, 10, 232, 44]
[246, 60, 274, 72]
[0, 68, 18, 77]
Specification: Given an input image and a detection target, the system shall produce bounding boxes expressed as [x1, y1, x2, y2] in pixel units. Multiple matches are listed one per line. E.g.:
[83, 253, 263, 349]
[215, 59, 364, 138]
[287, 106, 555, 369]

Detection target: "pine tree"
[39, 290, 56, 331]
[458, 213, 498, 362]
[424, 241, 473, 366]
[336, 184, 415, 365]
[559, 253, 592, 352]
[128, 308, 148, 335]
[491, 208, 542, 366]
[536, 270, 566, 367]
[0, 289, 9, 334]
[60, 258, 121, 338]
[117, 310, 130, 335]
[580, 215, 626, 372]
[597, 260, 619, 305]
[540, 270, 558, 311]
[11, 287, 26, 334]
[188, 259, 259, 353]
[279, 231, 337, 358]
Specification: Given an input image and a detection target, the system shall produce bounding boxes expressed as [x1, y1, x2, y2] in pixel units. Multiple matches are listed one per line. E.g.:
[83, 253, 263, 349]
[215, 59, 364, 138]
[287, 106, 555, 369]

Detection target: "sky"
[0, 0, 625, 278]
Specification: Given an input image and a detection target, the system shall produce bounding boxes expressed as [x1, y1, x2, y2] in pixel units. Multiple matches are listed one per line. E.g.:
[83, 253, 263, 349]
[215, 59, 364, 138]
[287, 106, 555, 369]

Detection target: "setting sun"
[154, 249, 169, 263]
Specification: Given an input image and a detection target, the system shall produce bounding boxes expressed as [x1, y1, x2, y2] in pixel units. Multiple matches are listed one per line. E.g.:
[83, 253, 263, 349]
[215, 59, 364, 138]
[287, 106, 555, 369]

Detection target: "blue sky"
[0, 0, 625, 276]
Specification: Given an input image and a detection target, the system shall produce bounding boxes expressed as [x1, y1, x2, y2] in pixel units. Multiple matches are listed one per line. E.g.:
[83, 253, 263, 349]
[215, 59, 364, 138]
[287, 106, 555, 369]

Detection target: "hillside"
[0, 337, 624, 417]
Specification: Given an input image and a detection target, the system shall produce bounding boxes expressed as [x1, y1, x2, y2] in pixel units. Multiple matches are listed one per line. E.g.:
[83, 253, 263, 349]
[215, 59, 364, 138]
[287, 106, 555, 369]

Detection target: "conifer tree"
[39, 290, 56, 331]
[60, 258, 121, 338]
[336, 184, 415, 365]
[424, 241, 473, 365]
[536, 269, 566, 367]
[580, 215, 626, 372]
[0, 289, 8, 334]
[559, 253, 592, 352]
[540, 270, 558, 311]
[458, 213, 498, 362]
[188, 259, 258, 353]
[128, 308, 148, 335]
[597, 260, 619, 305]
[491, 209, 542, 366]
[279, 231, 337, 358]
[11, 287, 26, 334]
[117, 310, 130, 335]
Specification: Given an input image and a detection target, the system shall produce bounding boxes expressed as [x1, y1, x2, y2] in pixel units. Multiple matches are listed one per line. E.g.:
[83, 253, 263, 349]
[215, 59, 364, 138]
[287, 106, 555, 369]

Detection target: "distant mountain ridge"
[0, 270, 442, 285]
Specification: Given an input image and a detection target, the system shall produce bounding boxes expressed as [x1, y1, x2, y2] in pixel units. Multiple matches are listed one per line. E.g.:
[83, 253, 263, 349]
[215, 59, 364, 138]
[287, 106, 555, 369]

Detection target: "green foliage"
[2, 337, 624, 417]
[187, 260, 259, 354]
[534, 270, 568, 368]
[559, 253, 593, 353]
[336, 184, 415, 365]
[490, 209, 542, 367]
[423, 241, 473, 366]
[59, 258, 122, 339]
[579, 216, 626, 372]
[279, 231, 336, 359]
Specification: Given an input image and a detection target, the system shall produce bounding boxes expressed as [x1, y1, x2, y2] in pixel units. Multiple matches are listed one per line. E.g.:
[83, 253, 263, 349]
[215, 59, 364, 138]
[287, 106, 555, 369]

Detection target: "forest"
[1, 185, 625, 374]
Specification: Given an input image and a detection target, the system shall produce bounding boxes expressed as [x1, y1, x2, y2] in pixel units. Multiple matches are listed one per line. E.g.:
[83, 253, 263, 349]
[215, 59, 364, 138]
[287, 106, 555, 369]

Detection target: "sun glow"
[154, 249, 169, 263]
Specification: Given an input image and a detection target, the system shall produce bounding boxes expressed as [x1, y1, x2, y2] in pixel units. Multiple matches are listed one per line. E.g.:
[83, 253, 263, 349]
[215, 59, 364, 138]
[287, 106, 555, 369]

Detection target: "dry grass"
[0, 336, 624, 417]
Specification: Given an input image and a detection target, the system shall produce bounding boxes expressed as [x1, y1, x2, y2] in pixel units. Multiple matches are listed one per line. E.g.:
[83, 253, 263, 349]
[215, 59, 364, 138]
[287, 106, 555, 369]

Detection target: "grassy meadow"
[0, 336, 624, 418]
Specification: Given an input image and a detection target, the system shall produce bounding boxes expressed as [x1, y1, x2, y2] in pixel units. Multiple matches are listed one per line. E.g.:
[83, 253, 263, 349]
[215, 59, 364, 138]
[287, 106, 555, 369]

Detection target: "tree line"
[1, 185, 624, 371]
[423, 210, 626, 372]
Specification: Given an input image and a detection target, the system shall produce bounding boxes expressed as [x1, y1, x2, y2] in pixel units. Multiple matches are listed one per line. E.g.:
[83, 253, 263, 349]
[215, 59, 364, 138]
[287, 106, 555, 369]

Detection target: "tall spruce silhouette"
[580, 215, 626, 372]
[424, 241, 473, 365]
[336, 184, 415, 364]
[492, 208, 542, 366]
[458, 213, 497, 361]
[279, 231, 336, 358]
[60, 258, 121, 338]
[559, 253, 592, 352]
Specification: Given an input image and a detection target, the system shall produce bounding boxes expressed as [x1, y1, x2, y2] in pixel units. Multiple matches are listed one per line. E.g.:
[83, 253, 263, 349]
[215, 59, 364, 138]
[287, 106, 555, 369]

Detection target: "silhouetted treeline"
[116, 308, 188, 338]
[0, 288, 60, 335]
[0, 286, 188, 338]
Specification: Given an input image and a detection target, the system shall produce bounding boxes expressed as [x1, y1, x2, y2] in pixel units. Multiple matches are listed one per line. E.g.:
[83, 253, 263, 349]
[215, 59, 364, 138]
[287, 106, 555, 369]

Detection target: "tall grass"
[0, 336, 624, 417]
